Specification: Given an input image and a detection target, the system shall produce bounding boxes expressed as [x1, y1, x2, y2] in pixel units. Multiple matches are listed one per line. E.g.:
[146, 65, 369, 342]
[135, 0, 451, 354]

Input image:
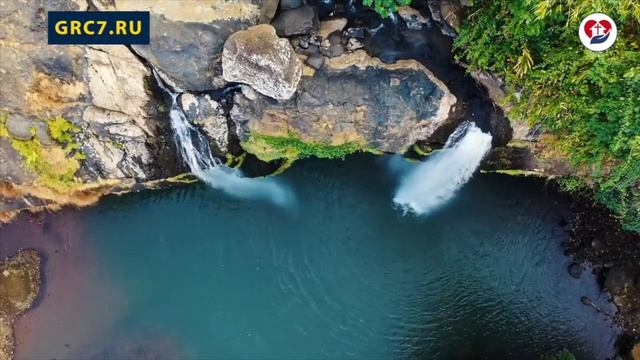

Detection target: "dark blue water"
[1, 155, 618, 359]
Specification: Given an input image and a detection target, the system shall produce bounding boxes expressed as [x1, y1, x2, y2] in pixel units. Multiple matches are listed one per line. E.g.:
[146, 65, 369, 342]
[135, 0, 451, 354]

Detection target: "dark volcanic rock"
[232, 50, 456, 160]
[568, 262, 582, 279]
[280, 0, 304, 10]
[565, 195, 640, 337]
[271, 5, 319, 37]
[116, 0, 266, 91]
[306, 54, 325, 69]
[134, 15, 254, 91]
[259, 0, 280, 23]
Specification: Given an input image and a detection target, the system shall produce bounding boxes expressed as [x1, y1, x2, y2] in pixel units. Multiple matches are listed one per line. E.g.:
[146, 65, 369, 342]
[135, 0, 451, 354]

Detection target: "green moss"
[507, 140, 529, 149]
[412, 144, 433, 156]
[225, 153, 247, 168]
[1, 114, 85, 193]
[108, 139, 125, 151]
[11, 137, 84, 192]
[482, 169, 544, 177]
[0, 113, 9, 138]
[241, 132, 371, 163]
[48, 116, 79, 143]
[362, 0, 411, 17]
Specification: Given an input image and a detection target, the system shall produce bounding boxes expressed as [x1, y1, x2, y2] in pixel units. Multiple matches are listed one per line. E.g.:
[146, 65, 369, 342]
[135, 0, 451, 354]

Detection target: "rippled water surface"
[1, 155, 618, 359]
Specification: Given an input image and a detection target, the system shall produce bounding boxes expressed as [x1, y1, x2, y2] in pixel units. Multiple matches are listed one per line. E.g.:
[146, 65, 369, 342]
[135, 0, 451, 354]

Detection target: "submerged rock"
[222, 24, 303, 100]
[0, 249, 42, 360]
[232, 50, 456, 161]
[568, 262, 582, 279]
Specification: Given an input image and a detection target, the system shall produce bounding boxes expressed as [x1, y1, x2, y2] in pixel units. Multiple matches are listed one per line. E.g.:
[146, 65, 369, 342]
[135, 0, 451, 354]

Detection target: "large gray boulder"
[232, 50, 457, 160]
[222, 24, 303, 100]
[95, 0, 266, 91]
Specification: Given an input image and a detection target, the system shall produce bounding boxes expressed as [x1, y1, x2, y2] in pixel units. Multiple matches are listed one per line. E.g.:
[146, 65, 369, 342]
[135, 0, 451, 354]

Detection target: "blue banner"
[48, 11, 150, 45]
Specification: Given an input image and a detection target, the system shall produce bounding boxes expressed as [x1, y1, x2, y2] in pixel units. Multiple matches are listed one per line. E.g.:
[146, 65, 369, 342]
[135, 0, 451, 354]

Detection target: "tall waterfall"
[393, 122, 493, 216]
[155, 72, 294, 206]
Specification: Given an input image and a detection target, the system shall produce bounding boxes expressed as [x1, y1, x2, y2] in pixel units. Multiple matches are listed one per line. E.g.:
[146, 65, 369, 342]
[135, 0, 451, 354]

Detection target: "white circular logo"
[579, 13, 617, 51]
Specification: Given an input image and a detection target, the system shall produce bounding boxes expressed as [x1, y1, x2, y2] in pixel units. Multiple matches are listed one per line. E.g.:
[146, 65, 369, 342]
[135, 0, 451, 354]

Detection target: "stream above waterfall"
[0, 155, 620, 359]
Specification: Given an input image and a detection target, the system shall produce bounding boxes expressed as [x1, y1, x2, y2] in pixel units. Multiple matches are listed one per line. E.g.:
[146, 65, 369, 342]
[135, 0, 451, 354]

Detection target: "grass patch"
[1, 114, 85, 193]
[241, 132, 371, 163]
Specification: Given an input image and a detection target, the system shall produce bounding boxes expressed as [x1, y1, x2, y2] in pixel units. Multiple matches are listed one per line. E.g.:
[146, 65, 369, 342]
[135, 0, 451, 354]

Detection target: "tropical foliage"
[363, 0, 412, 17]
[454, 0, 640, 231]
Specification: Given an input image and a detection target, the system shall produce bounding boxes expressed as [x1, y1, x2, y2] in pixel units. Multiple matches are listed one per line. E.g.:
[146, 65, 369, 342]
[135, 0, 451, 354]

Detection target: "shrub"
[363, 0, 412, 17]
[454, 0, 640, 231]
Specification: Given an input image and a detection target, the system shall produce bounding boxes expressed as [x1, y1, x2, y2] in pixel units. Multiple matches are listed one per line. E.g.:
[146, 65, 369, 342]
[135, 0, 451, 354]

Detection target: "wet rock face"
[0, 249, 42, 360]
[222, 24, 303, 100]
[179, 93, 229, 155]
[231, 50, 456, 154]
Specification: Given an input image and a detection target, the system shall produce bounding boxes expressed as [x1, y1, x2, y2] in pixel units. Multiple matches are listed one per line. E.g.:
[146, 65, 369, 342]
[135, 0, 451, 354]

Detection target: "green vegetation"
[0, 114, 85, 192]
[541, 349, 577, 360]
[412, 144, 433, 157]
[48, 116, 80, 144]
[225, 153, 246, 168]
[0, 113, 9, 137]
[455, 0, 640, 231]
[241, 132, 370, 163]
[363, 0, 411, 17]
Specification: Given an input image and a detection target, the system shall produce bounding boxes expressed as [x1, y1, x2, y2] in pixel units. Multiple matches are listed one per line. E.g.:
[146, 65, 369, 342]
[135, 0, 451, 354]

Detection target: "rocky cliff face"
[0, 0, 506, 221]
[0, 0, 183, 220]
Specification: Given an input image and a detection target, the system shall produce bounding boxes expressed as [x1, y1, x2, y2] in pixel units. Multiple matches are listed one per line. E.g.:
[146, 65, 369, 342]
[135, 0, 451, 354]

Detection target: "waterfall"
[154, 72, 294, 206]
[393, 121, 493, 216]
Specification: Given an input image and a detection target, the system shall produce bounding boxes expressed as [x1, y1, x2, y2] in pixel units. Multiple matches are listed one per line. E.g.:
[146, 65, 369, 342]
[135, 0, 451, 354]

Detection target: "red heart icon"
[583, 19, 611, 38]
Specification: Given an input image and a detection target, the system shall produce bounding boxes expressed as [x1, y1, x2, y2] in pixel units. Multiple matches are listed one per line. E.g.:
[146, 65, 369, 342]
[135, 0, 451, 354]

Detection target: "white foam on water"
[157, 72, 295, 207]
[393, 122, 493, 216]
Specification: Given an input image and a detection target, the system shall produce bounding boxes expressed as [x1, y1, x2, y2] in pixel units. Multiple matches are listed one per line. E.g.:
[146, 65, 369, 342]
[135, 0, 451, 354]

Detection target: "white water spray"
[393, 122, 493, 216]
[155, 72, 294, 206]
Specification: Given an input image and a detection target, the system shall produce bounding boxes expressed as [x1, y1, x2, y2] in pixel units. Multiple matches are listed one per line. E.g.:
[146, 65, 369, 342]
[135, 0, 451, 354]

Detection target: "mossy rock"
[1, 113, 85, 193]
[0, 249, 42, 317]
[241, 132, 370, 163]
[0, 249, 42, 360]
